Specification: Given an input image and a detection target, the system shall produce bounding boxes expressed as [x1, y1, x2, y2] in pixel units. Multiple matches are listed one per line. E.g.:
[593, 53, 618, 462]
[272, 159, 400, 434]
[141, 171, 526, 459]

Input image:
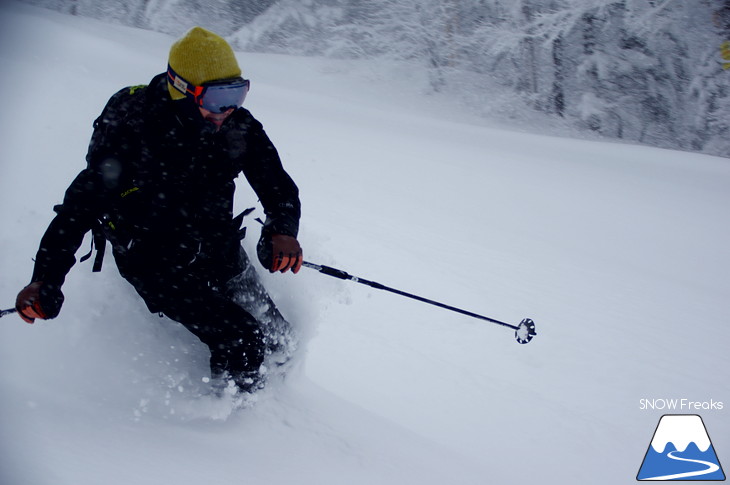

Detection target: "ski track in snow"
[642, 451, 720, 481]
[1, 2, 729, 485]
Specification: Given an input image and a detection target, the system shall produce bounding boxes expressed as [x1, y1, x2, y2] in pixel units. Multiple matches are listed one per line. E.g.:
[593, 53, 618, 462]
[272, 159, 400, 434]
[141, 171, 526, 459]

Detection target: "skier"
[13, 26, 303, 394]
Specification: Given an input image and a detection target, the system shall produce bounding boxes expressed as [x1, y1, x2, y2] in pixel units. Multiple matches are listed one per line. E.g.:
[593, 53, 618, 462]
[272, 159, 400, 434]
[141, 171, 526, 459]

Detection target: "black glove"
[15, 281, 64, 323]
[257, 230, 303, 274]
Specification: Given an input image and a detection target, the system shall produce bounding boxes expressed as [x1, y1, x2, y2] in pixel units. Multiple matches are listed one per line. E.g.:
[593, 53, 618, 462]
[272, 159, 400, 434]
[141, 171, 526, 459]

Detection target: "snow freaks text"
[639, 399, 724, 411]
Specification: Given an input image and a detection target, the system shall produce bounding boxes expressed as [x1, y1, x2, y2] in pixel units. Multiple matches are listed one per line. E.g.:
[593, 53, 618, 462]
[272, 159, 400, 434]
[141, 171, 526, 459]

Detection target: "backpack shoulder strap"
[78, 223, 107, 272]
[81, 83, 150, 273]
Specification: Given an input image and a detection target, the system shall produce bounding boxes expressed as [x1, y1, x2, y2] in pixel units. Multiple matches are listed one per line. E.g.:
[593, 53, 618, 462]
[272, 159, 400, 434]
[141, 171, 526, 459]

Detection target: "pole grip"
[303, 261, 352, 280]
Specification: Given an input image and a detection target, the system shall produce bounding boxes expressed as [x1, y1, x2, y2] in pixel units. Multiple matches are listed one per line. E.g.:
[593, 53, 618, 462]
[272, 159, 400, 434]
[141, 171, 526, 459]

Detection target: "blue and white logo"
[637, 414, 725, 481]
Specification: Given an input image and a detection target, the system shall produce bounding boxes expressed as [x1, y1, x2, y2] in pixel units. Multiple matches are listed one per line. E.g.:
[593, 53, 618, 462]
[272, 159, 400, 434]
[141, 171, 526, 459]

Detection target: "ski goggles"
[167, 64, 250, 113]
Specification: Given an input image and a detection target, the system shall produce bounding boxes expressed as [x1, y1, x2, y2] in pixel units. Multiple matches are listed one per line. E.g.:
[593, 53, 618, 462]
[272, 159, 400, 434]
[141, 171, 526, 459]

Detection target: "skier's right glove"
[15, 281, 64, 323]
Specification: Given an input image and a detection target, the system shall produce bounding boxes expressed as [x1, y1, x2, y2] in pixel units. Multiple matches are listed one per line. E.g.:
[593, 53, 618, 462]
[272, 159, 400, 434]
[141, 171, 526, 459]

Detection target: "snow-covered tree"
[21, 0, 730, 157]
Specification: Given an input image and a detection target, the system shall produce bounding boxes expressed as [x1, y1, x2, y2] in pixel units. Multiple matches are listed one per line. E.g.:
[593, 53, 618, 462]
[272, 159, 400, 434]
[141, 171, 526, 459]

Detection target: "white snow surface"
[1, 2, 729, 484]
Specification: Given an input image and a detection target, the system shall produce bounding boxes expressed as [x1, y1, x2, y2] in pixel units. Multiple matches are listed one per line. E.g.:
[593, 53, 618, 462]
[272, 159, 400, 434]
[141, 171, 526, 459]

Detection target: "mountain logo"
[637, 414, 725, 481]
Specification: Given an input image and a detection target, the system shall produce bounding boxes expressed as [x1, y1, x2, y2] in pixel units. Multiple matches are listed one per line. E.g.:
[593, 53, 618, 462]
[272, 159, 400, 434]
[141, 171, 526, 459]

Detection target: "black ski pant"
[151, 281, 265, 377]
[120, 262, 265, 378]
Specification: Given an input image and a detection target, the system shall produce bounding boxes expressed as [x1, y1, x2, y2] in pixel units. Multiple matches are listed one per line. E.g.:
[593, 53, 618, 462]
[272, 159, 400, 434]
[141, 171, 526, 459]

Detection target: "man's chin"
[204, 115, 226, 130]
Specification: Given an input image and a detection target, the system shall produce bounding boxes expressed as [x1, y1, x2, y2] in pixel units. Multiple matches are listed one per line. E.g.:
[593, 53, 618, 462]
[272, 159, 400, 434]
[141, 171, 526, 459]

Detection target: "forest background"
[19, 0, 730, 158]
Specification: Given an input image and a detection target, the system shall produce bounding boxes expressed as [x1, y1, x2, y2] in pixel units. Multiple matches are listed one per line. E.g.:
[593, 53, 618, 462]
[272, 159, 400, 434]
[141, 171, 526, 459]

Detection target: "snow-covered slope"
[1, 2, 728, 484]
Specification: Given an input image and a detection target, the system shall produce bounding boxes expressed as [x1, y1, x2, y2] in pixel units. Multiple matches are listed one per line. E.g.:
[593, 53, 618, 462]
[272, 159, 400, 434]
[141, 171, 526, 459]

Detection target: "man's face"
[199, 106, 234, 130]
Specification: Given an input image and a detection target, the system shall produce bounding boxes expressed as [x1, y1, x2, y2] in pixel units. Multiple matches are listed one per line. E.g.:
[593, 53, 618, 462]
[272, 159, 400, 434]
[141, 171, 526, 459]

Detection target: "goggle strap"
[167, 64, 203, 102]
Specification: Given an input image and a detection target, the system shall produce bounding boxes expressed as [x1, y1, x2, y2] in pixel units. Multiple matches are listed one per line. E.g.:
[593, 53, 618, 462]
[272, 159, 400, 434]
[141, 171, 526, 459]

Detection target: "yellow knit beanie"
[167, 26, 242, 100]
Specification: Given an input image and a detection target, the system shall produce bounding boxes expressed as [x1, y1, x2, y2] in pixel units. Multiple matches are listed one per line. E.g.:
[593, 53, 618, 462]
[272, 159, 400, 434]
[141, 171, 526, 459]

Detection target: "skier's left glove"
[257, 233, 303, 274]
[15, 281, 64, 323]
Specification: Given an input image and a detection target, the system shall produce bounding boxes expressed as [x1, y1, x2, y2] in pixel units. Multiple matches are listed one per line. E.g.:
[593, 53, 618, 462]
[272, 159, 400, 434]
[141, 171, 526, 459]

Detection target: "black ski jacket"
[31, 73, 300, 293]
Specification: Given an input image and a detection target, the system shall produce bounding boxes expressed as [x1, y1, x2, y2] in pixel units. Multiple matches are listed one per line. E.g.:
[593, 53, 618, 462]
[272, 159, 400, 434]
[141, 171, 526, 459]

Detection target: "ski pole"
[0, 308, 17, 319]
[302, 261, 537, 344]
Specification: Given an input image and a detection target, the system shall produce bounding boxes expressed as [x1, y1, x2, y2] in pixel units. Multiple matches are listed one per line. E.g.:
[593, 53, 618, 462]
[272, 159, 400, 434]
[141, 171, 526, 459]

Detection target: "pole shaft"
[302, 261, 519, 330]
[0, 308, 17, 318]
